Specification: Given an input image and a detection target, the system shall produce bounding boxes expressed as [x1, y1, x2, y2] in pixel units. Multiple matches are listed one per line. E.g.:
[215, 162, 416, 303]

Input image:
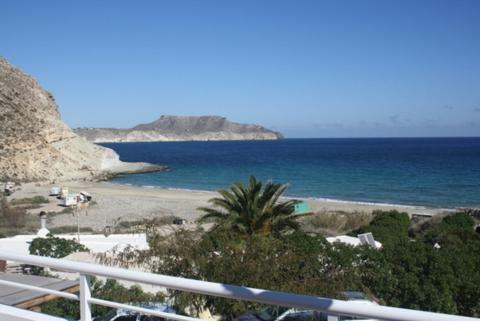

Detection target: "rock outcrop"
[74, 115, 282, 143]
[0, 57, 164, 181]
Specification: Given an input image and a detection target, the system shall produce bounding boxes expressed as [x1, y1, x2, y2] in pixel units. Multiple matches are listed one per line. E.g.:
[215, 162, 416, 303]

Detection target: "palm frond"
[197, 207, 229, 223]
[199, 176, 303, 237]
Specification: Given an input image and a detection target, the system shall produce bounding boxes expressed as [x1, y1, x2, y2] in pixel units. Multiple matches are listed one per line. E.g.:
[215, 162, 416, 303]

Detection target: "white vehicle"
[80, 191, 92, 202]
[50, 186, 61, 196]
[61, 195, 78, 207]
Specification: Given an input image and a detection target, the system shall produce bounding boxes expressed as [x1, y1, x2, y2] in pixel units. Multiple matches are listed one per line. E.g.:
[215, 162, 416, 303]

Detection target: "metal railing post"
[79, 274, 92, 321]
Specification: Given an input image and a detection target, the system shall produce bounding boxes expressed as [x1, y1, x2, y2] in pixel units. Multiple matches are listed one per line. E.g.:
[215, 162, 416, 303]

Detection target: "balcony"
[0, 251, 478, 321]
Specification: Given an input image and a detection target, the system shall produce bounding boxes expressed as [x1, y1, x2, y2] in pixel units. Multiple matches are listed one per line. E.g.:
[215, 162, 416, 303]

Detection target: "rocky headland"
[0, 57, 164, 182]
[74, 115, 282, 143]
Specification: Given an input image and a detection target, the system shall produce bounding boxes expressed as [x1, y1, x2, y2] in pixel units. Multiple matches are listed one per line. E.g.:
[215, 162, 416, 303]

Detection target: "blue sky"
[1, 0, 479, 137]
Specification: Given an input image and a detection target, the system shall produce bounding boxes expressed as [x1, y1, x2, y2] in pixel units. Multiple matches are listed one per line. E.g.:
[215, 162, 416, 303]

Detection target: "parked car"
[236, 292, 378, 321]
[94, 303, 175, 321]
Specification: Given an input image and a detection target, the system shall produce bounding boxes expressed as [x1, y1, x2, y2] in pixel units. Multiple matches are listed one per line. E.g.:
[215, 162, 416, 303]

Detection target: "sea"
[101, 138, 480, 209]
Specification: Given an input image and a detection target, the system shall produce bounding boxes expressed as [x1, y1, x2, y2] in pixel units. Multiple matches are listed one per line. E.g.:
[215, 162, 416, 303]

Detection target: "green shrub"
[10, 196, 49, 206]
[27, 234, 89, 274]
[48, 226, 94, 234]
[41, 278, 164, 320]
[442, 212, 474, 231]
[118, 228, 372, 318]
[353, 210, 410, 245]
[423, 212, 476, 246]
[111, 207, 480, 318]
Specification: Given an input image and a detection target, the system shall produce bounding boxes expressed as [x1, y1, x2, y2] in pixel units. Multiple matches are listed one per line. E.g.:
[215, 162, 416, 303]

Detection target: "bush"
[10, 196, 49, 206]
[41, 278, 164, 320]
[419, 212, 475, 245]
[114, 215, 179, 232]
[112, 207, 480, 318]
[47, 207, 75, 218]
[0, 197, 38, 236]
[302, 210, 373, 235]
[353, 210, 410, 245]
[48, 225, 94, 234]
[0, 197, 27, 229]
[441, 212, 474, 231]
[27, 234, 89, 274]
[29, 235, 89, 258]
[117, 229, 372, 318]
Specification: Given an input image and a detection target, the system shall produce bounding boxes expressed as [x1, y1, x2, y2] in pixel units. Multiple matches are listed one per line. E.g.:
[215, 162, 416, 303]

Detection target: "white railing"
[0, 251, 479, 321]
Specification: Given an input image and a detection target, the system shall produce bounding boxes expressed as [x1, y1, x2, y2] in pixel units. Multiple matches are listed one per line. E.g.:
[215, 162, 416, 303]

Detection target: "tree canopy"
[198, 176, 308, 237]
[167, 211, 479, 317]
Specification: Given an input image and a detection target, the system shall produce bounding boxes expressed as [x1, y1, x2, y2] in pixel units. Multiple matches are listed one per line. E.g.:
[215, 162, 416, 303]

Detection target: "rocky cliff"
[0, 57, 164, 181]
[74, 115, 282, 143]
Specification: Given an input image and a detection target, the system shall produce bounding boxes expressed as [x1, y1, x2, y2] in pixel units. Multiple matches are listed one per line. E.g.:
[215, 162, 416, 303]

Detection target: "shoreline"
[102, 180, 453, 212]
[10, 181, 448, 232]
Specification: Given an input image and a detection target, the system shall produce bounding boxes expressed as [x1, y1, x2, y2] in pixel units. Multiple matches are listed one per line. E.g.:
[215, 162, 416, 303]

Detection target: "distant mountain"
[74, 115, 283, 143]
[0, 57, 164, 181]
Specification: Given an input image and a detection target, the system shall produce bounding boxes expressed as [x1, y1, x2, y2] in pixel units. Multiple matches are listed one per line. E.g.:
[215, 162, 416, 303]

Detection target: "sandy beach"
[7, 181, 446, 231]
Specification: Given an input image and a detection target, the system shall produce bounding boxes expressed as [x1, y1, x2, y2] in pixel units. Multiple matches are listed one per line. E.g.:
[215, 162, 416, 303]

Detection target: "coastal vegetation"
[6, 178, 480, 319]
[112, 177, 480, 319]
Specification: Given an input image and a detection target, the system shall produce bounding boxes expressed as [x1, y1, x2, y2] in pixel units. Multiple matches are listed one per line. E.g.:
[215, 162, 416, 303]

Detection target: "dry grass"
[301, 210, 373, 236]
[10, 196, 49, 206]
[111, 215, 181, 233]
[49, 225, 95, 234]
[0, 197, 38, 237]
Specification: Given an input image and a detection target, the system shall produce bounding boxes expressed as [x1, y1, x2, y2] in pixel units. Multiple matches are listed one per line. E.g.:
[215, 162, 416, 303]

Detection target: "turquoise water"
[102, 138, 480, 208]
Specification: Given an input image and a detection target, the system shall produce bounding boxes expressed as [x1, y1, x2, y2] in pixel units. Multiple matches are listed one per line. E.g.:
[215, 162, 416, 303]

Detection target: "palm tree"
[198, 176, 309, 236]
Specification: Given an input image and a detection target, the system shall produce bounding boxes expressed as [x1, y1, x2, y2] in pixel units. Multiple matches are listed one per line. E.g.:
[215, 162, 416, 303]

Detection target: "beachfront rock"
[0, 57, 164, 181]
[74, 115, 283, 143]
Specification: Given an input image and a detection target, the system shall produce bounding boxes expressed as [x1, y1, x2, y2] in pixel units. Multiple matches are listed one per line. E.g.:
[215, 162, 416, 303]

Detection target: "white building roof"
[326, 235, 382, 249]
[0, 233, 148, 262]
